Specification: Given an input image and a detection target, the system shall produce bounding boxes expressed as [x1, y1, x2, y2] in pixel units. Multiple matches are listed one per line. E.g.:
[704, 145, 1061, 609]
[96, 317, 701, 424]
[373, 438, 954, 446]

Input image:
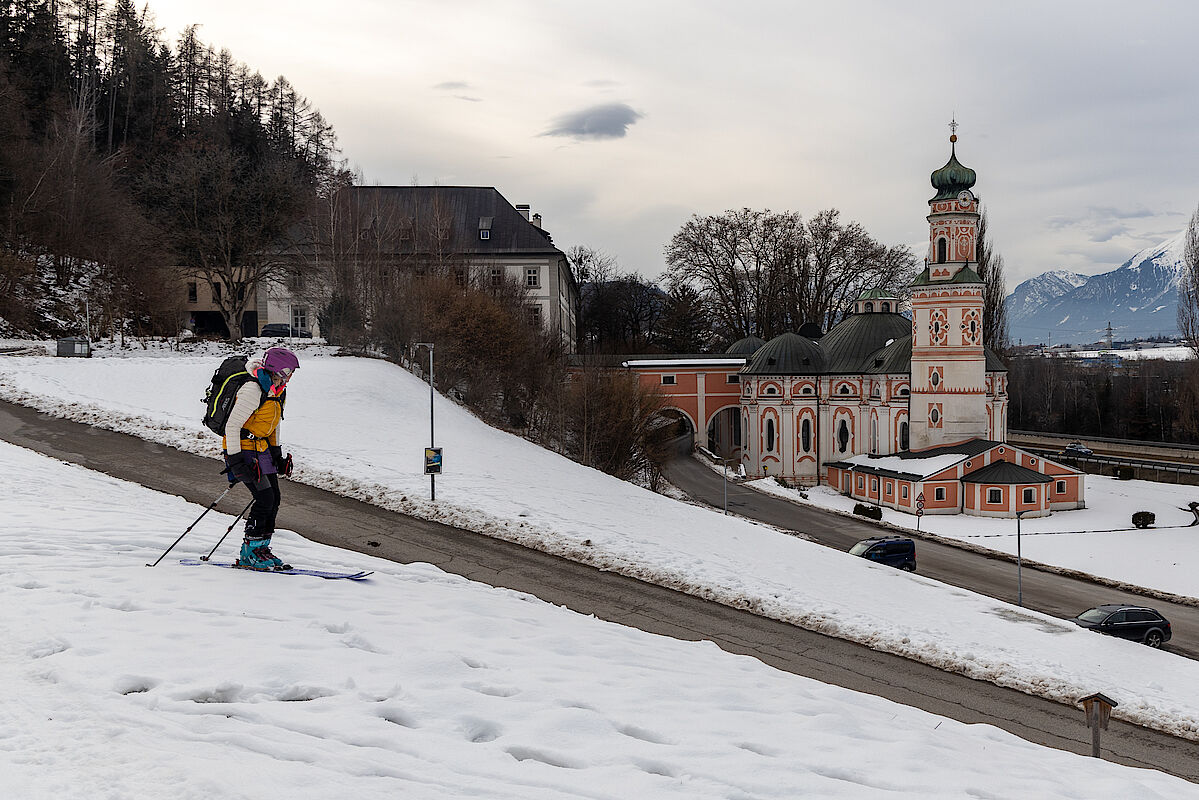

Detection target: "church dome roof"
[741, 332, 824, 375]
[725, 335, 766, 355]
[930, 140, 976, 201]
[819, 312, 912, 374]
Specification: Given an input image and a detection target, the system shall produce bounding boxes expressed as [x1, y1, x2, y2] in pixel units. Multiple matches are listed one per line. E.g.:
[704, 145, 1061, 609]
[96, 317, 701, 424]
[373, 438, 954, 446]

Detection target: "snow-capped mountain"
[1006, 232, 1188, 345]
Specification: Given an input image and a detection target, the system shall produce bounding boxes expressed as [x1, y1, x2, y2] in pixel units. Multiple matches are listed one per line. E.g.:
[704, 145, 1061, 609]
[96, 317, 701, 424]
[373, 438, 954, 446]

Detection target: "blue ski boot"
[236, 536, 291, 571]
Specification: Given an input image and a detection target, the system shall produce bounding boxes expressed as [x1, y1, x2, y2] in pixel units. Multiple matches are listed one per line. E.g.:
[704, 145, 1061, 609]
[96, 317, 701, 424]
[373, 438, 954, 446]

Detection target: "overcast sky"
[144, 0, 1199, 288]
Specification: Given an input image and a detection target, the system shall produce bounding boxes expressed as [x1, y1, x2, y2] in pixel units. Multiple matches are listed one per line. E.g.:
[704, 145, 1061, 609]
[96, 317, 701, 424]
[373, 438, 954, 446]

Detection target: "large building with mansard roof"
[620, 134, 1085, 518]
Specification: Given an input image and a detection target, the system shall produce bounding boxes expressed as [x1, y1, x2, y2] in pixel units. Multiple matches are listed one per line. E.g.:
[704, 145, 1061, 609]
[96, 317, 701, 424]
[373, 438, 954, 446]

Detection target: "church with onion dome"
[618, 132, 1085, 518]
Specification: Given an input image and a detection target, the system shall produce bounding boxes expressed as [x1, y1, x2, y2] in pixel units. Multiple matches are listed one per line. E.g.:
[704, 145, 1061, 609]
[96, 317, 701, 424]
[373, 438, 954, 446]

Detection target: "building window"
[885, 483, 892, 496]
[864, 302, 874, 312]
[765, 386, 777, 395]
[187, 282, 197, 303]
[765, 418, 776, 452]
[801, 419, 811, 452]
[292, 306, 308, 332]
[526, 268, 540, 288]
[491, 267, 504, 286]
[1022, 487, 1035, 504]
[882, 302, 891, 312]
[454, 268, 467, 287]
[857, 476, 864, 491]
[900, 421, 909, 450]
[838, 419, 850, 453]
[839, 385, 851, 395]
[527, 305, 542, 327]
[901, 485, 909, 499]
[802, 386, 813, 395]
[937, 238, 947, 263]
[871, 479, 878, 492]
[288, 271, 305, 292]
[212, 283, 222, 301]
[661, 375, 676, 385]
[1056, 480, 1066, 494]
[727, 374, 740, 383]
[479, 229, 490, 240]
[987, 488, 1002, 504]
[934, 487, 946, 502]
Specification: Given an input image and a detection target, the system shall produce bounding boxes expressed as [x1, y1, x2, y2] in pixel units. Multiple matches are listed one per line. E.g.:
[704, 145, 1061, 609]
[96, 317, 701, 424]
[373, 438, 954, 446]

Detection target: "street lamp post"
[1016, 509, 1029, 607]
[723, 456, 729, 515]
[415, 343, 436, 501]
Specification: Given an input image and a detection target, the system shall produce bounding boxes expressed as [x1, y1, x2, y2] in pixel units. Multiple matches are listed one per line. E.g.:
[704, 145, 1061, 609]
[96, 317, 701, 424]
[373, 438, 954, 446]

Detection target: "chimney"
[515, 204, 531, 221]
[531, 213, 542, 229]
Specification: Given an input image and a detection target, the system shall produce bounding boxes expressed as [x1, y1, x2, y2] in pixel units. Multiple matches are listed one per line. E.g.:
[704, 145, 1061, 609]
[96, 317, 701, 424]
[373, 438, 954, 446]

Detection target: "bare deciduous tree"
[665, 208, 915, 341]
[1176, 205, 1199, 357]
[975, 208, 1010, 355]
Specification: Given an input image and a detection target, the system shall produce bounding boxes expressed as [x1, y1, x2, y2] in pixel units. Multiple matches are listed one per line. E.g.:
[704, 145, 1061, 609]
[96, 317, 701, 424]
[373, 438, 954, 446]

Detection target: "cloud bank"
[543, 102, 643, 140]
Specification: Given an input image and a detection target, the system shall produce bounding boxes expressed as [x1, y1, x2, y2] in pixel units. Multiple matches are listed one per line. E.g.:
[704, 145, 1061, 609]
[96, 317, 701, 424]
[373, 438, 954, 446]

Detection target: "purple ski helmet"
[262, 346, 299, 377]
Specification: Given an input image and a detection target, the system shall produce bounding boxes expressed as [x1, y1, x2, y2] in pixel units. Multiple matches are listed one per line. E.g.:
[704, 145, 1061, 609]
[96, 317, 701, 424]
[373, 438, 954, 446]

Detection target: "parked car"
[1061, 441, 1093, 456]
[849, 536, 917, 571]
[1071, 604, 1171, 647]
[260, 323, 312, 338]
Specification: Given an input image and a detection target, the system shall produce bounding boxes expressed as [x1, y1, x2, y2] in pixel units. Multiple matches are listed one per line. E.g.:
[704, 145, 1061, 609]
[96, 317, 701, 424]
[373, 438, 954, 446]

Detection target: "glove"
[269, 446, 293, 477]
[224, 452, 260, 485]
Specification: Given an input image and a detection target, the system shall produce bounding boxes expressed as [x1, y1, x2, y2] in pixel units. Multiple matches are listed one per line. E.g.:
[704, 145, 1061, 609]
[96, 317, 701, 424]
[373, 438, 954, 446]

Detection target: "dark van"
[849, 536, 917, 572]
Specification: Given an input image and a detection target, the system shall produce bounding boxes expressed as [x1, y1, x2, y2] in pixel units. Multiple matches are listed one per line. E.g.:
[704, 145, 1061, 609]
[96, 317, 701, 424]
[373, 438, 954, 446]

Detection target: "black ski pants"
[243, 472, 281, 535]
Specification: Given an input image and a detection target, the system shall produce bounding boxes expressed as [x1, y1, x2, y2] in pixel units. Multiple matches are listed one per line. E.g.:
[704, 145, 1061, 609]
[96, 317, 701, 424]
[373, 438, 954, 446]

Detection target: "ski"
[179, 558, 373, 580]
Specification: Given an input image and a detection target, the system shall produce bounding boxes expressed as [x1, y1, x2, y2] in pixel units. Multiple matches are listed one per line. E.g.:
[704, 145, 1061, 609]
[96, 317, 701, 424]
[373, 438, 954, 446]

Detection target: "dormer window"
[478, 216, 493, 241]
[479, 229, 490, 240]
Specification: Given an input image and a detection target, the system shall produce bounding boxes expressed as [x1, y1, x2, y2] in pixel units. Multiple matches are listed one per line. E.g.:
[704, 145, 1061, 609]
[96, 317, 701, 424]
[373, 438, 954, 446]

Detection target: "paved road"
[665, 450, 1199, 660]
[2, 399, 1198, 781]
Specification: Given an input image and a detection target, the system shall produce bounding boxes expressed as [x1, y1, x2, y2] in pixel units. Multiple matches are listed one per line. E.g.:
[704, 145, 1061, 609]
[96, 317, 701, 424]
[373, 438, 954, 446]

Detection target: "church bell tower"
[908, 123, 988, 451]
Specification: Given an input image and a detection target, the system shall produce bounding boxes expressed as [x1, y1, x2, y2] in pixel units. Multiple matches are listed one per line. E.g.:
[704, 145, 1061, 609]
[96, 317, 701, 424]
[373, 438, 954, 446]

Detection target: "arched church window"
[900, 420, 909, 450]
[882, 302, 891, 312]
[802, 386, 813, 395]
[839, 385, 850, 395]
[838, 419, 850, 453]
[936, 238, 947, 263]
[765, 418, 776, 452]
[865, 302, 874, 312]
[801, 419, 811, 452]
[871, 418, 878, 452]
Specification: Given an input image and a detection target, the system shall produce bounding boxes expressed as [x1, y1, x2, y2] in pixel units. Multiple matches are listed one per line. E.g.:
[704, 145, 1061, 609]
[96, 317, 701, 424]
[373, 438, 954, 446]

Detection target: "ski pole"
[145, 485, 233, 567]
[200, 499, 254, 562]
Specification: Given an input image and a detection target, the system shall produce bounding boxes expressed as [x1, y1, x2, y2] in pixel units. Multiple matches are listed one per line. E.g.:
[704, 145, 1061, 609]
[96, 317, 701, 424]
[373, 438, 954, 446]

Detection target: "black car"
[1061, 441, 1093, 456]
[1072, 604, 1171, 647]
[260, 323, 312, 338]
[849, 536, 917, 572]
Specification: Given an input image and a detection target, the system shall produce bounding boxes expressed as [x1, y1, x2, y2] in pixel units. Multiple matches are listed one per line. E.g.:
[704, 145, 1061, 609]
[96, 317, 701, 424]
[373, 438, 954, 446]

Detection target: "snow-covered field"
[749, 474, 1199, 600]
[5, 440, 1195, 798]
[3, 341, 1199, 750]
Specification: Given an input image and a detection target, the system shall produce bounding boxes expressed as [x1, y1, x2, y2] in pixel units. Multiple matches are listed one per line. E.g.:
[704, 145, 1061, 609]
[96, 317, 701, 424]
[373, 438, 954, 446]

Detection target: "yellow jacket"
[222, 379, 285, 454]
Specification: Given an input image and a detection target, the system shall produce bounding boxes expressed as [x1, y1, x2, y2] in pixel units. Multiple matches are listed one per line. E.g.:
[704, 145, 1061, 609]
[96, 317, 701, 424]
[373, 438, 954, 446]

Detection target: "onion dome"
[930, 135, 976, 201]
[741, 332, 824, 375]
[725, 335, 766, 355]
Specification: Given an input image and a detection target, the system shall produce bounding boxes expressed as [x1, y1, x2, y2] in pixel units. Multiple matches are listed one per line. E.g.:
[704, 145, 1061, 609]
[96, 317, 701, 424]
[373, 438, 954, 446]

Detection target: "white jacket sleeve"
[224, 382, 262, 455]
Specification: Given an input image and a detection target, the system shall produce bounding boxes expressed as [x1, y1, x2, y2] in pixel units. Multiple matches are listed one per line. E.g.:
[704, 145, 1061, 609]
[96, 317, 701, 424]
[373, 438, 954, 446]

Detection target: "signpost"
[1079, 692, 1118, 758]
[424, 447, 443, 475]
[415, 342, 437, 501]
[915, 492, 924, 532]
